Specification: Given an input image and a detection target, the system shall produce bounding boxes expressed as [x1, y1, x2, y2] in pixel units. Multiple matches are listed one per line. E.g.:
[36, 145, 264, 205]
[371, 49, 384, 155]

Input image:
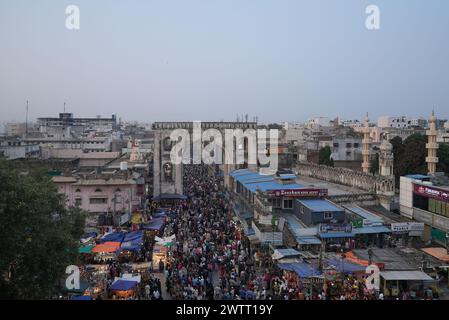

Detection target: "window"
[272, 198, 282, 209]
[75, 188, 81, 193]
[75, 198, 82, 206]
[115, 188, 121, 193]
[300, 206, 305, 214]
[89, 198, 107, 204]
[353, 143, 359, 148]
[94, 188, 103, 193]
[283, 199, 293, 209]
[324, 212, 333, 220]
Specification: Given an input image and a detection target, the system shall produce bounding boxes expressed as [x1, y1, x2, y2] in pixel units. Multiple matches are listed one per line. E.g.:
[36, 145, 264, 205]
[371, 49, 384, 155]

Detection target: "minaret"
[379, 138, 394, 177]
[361, 112, 371, 173]
[426, 110, 439, 174]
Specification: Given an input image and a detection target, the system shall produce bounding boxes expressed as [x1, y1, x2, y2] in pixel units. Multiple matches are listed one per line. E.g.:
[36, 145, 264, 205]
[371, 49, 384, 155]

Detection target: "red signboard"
[266, 188, 328, 198]
[413, 184, 449, 202]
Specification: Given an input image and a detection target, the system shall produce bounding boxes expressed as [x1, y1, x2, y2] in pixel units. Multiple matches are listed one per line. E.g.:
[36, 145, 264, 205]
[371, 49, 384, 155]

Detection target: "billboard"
[414, 184, 449, 202]
[266, 188, 328, 198]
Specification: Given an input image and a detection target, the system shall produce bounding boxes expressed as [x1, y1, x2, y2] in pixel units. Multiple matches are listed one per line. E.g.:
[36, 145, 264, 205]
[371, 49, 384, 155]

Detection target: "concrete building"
[52, 176, 141, 214]
[0, 138, 40, 160]
[6, 122, 27, 137]
[378, 116, 426, 129]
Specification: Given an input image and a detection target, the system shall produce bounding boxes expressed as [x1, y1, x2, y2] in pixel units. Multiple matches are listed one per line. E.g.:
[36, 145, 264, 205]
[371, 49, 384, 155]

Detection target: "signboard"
[319, 223, 352, 234]
[391, 222, 424, 236]
[266, 188, 328, 198]
[351, 219, 363, 229]
[414, 184, 449, 202]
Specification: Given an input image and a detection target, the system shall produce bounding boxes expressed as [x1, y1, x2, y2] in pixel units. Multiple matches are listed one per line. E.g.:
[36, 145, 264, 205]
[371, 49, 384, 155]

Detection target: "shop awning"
[319, 232, 354, 239]
[353, 226, 391, 235]
[296, 236, 322, 245]
[79, 245, 94, 254]
[379, 270, 434, 281]
[277, 262, 321, 278]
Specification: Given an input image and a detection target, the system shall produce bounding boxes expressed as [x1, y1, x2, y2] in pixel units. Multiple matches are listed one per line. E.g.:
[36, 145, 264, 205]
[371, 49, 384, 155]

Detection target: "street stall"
[152, 244, 169, 272]
[379, 270, 435, 299]
[109, 279, 139, 299]
[277, 261, 322, 297]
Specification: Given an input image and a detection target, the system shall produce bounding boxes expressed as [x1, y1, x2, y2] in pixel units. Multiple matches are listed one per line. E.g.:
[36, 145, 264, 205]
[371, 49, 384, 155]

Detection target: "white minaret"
[379, 139, 394, 177]
[361, 112, 371, 173]
[426, 111, 439, 174]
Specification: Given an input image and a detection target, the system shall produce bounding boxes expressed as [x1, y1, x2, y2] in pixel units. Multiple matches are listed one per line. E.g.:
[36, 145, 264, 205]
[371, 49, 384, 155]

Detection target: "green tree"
[0, 157, 85, 299]
[437, 143, 449, 174]
[319, 146, 334, 167]
[370, 153, 379, 175]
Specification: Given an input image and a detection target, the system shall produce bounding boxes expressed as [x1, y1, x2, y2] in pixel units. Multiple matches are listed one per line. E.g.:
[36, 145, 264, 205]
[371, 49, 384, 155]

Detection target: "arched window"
[95, 188, 103, 193]
[115, 188, 121, 193]
[75, 188, 81, 193]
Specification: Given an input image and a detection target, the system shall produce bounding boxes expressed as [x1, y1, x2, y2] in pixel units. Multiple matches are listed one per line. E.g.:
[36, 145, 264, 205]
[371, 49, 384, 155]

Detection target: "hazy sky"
[1, 0, 448, 123]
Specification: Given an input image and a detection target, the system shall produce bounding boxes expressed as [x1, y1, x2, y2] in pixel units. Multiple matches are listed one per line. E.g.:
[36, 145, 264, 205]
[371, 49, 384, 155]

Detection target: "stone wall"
[295, 161, 394, 195]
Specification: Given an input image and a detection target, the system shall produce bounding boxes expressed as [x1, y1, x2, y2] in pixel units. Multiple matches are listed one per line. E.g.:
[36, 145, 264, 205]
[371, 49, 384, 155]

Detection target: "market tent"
[71, 295, 93, 300]
[100, 231, 126, 244]
[123, 230, 143, 242]
[379, 270, 434, 281]
[142, 217, 165, 231]
[115, 274, 141, 284]
[92, 242, 121, 253]
[278, 262, 321, 278]
[79, 245, 94, 254]
[110, 279, 138, 291]
[326, 258, 366, 273]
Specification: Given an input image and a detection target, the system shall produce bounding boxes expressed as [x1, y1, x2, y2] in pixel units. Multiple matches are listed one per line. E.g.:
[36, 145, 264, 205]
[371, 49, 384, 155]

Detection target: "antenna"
[25, 100, 29, 137]
[64, 102, 66, 113]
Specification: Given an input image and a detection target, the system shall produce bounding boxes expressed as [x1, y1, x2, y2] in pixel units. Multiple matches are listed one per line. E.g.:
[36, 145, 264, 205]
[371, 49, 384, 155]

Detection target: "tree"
[437, 144, 449, 174]
[0, 157, 85, 299]
[319, 146, 334, 167]
[370, 153, 379, 175]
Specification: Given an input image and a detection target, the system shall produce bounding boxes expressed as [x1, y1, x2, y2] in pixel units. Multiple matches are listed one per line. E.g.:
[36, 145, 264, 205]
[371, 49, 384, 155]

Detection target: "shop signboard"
[413, 184, 449, 202]
[319, 223, 352, 234]
[266, 188, 328, 198]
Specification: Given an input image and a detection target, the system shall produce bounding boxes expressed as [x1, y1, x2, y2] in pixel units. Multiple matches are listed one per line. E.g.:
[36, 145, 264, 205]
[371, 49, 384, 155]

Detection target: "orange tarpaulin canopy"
[422, 247, 449, 263]
[92, 242, 121, 253]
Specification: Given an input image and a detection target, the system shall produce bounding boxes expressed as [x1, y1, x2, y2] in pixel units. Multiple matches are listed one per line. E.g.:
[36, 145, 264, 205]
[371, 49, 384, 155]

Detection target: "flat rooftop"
[298, 199, 344, 212]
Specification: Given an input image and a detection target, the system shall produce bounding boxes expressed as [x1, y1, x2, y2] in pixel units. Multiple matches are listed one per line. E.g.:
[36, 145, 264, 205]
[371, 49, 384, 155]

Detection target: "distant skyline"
[1, 0, 448, 123]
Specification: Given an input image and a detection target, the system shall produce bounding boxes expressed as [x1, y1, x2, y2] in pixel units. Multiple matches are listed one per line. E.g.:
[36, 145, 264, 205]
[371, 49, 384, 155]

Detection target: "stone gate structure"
[152, 121, 258, 197]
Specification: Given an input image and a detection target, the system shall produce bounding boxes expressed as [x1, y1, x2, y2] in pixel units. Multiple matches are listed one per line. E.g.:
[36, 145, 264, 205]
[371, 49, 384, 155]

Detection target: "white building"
[378, 116, 426, 129]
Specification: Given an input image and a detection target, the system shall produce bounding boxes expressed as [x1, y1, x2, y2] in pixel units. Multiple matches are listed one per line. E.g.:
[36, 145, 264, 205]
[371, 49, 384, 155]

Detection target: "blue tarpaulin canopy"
[71, 295, 93, 300]
[121, 230, 144, 251]
[100, 231, 126, 243]
[277, 262, 321, 278]
[110, 279, 138, 291]
[142, 217, 165, 231]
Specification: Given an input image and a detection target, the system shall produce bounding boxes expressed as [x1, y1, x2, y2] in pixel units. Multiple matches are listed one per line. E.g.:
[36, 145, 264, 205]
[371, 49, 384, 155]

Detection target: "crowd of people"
[160, 165, 281, 300]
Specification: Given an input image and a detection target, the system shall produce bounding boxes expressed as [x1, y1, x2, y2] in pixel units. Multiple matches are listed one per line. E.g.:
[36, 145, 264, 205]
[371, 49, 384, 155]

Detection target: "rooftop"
[298, 199, 344, 212]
